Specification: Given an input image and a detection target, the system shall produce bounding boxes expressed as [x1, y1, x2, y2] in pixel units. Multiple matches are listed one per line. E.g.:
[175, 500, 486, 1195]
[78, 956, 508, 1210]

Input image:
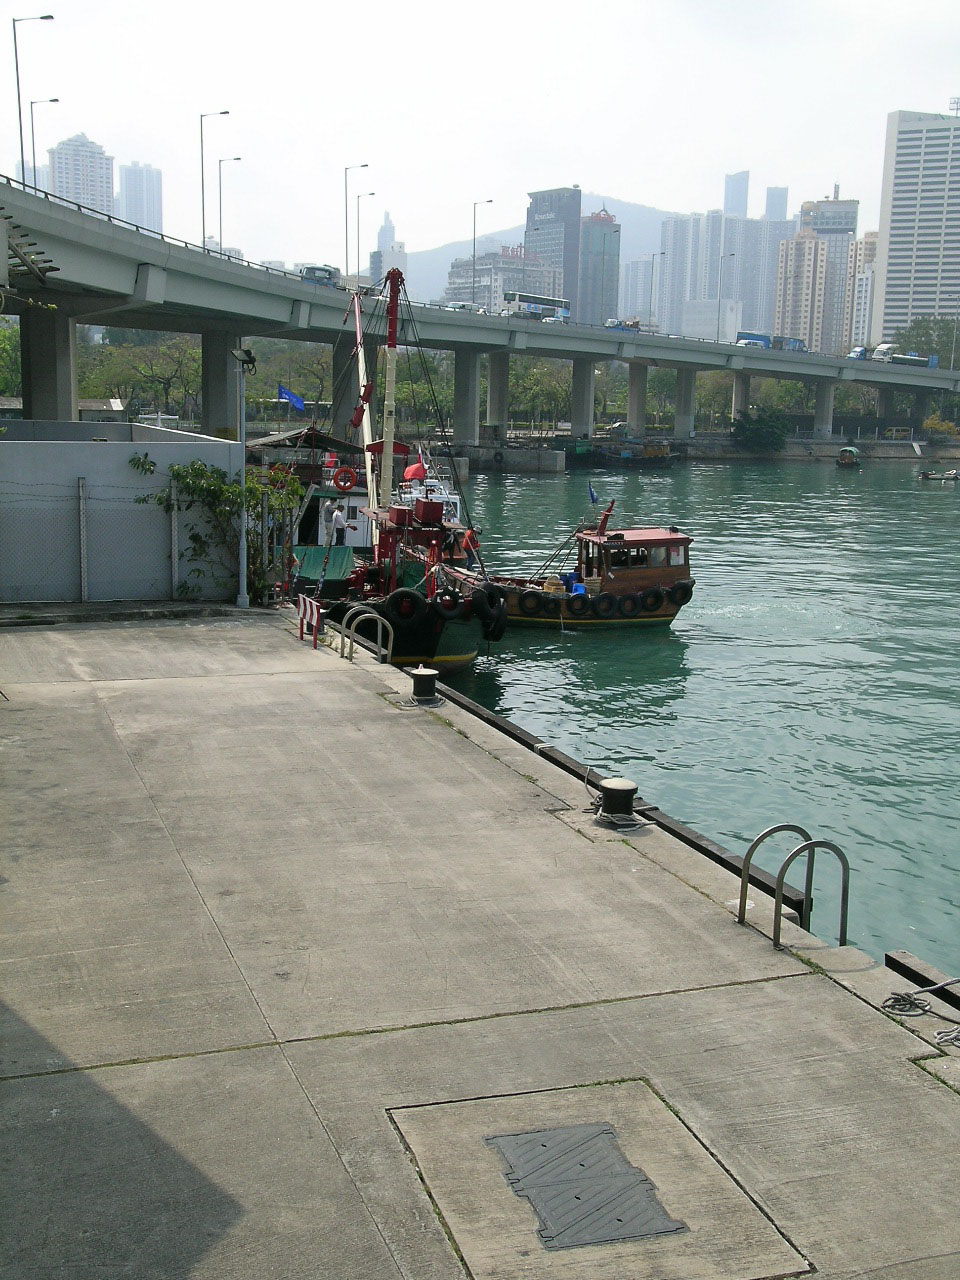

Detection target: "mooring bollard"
[599, 777, 638, 819]
[411, 666, 439, 703]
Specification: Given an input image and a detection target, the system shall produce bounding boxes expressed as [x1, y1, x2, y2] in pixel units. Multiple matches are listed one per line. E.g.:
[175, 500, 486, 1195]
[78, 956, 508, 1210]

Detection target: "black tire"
[541, 594, 563, 618]
[617, 593, 642, 618]
[383, 588, 428, 629]
[592, 592, 618, 619]
[432, 588, 465, 621]
[669, 580, 694, 607]
[484, 599, 508, 643]
[518, 589, 542, 616]
[470, 587, 495, 622]
[566, 593, 592, 618]
[641, 587, 665, 613]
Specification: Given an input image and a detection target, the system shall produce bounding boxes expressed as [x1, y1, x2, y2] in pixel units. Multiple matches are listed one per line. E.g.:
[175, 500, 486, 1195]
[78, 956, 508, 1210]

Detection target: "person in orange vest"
[462, 525, 480, 571]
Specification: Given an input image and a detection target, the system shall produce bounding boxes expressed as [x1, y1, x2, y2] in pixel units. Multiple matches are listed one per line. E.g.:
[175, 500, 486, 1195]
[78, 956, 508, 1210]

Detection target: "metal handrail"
[773, 840, 850, 949]
[737, 823, 814, 929]
[338, 604, 394, 665]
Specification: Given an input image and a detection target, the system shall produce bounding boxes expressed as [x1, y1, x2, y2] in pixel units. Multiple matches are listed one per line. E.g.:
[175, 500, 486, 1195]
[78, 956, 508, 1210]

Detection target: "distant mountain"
[402, 195, 678, 303]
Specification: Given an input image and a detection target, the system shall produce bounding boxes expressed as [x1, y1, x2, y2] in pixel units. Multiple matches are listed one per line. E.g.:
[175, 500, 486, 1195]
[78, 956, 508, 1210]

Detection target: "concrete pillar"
[20, 308, 78, 421]
[674, 368, 696, 438]
[453, 348, 480, 445]
[571, 358, 596, 438]
[813, 378, 836, 440]
[201, 332, 241, 437]
[627, 362, 648, 433]
[731, 371, 751, 421]
[876, 386, 895, 420]
[486, 350, 510, 433]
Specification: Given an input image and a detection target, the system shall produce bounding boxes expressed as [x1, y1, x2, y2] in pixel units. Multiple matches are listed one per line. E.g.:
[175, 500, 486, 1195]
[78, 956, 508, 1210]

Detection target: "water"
[447, 462, 960, 976]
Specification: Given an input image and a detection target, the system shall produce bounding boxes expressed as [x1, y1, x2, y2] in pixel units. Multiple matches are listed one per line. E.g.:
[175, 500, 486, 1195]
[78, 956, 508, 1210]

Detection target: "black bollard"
[411, 666, 439, 703]
[599, 777, 638, 818]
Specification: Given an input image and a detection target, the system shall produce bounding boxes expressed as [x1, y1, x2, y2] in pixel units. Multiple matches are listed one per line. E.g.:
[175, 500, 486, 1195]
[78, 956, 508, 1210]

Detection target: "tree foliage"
[732, 406, 791, 452]
[893, 315, 959, 366]
[0, 320, 22, 396]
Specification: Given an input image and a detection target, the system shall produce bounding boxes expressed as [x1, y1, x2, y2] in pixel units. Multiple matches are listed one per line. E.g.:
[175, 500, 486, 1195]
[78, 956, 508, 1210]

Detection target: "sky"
[4, 0, 960, 268]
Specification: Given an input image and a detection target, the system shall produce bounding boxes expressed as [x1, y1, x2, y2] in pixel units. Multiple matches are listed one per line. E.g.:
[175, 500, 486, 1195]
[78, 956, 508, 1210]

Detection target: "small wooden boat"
[836, 446, 861, 468]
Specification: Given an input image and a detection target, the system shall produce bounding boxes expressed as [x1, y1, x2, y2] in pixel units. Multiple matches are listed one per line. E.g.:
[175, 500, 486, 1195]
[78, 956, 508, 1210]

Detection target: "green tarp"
[293, 545, 356, 581]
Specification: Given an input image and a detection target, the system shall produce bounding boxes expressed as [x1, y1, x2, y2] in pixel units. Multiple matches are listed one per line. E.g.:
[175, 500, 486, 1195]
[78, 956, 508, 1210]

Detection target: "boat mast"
[380, 267, 402, 508]
[352, 294, 377, 503]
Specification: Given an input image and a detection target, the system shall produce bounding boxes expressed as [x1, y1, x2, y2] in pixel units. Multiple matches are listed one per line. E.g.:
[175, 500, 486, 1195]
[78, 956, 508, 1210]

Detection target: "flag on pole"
[278, 384, 305, 412]
[588, 482, 598, 506]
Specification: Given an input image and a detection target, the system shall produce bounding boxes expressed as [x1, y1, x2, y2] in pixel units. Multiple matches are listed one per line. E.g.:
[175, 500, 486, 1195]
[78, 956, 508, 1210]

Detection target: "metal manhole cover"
[486, 1122, 686, 1250]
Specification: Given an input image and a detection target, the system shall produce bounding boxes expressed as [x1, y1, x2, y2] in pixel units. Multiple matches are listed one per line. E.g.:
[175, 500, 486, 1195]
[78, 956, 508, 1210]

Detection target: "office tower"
[524, 187, 582, 317]
[118, 162, 163, 232]
[847, 232, 878, 348]
[443, 246, 561, 313]
[724, 170, 749, 218]
[369, 211, 407, 283]
[765, 187, 788, 221]
[620, 256, 660, 326]
[775, 230, 825, 350]
[577, 209, 621, 325]
[377, 211, 396, 252]
[872, 109, 960, 342]
[47, 133, 114, 215]
[797, 191, 858, 354]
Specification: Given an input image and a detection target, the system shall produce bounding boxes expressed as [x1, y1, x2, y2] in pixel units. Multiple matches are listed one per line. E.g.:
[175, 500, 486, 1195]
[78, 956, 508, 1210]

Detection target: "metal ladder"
[337, 604, 394, 665]
[737, 823, 851, 950]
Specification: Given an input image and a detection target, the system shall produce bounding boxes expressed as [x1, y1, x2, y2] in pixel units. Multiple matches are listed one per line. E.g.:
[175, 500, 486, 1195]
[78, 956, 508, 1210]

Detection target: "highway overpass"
[4, 176, 958, 440]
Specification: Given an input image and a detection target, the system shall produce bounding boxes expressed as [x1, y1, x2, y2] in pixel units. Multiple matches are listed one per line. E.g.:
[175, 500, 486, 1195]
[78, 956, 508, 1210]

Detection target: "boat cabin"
[575, 527, 691, 594]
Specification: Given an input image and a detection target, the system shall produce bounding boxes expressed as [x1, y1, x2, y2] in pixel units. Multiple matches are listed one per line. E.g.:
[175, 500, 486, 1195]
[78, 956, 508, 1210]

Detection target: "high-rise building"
[765, 187, 788, 221]
[369, 211, 407, 283]
[524, 187, 582, 317]
[775, 230, 826, 351]
[443, 245, 561, 313]
[844, 231, 878, 349]
[724, 170, 749, 218]
[47, 133, 114, 215]
[872, 109, 960, 342]
[577, 209, 621, 325]
[797, 191, 858, 354]
[118, 162, 163, 232]
[620, 256, 661, 326]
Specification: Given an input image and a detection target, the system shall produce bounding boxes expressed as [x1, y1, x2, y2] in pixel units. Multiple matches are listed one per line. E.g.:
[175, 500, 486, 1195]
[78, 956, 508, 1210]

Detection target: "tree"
[0, 320, 22, 396]
[893, 315, 959, 367]
[732, 407, 790, 452]
[647, 368, 676, 423]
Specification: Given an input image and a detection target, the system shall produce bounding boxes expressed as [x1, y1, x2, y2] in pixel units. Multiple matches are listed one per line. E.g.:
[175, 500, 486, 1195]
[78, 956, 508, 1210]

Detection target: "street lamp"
[12, 14, 54, 186]
[344, 163, 368, 279]
[218, 156, 241, 258]
[231, 346, 256, 609]
[717, 251, 736, 342]
[356, 190, 375, 283]
[648, 250, 665, 332]
[472, 198, 493, 304]
[29, 95, 58, 189]
[200, 110, 229, 249]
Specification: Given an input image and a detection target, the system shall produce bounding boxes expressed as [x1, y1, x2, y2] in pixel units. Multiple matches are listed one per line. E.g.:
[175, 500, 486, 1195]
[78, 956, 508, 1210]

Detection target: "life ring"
[518, 589, 542, 616]
[383, 588, 428, 629]
[617, 593, 642, 618]
[432, 588, 465, 621]
[566, 593, 592, 618]
[541, 594, 562, 618]
[669, 580, 694, 607]
[591, 592, 618, 619]
[332, 466, 357, 493]
[493, 450, 504, 466]
[641, 587, 665, 613]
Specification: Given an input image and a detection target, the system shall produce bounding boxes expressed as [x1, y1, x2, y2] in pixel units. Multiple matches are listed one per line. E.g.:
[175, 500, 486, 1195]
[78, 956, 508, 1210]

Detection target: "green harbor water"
[446, 461, 960, 976]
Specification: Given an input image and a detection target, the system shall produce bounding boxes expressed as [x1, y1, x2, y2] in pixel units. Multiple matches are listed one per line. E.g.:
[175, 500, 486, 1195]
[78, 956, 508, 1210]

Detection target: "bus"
[300, 264, 341, 287]
[501, 291, 571, 321]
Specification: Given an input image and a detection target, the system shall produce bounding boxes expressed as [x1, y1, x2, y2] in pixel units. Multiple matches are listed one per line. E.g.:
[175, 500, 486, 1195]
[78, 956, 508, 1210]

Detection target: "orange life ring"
[332, 466, 357, 493]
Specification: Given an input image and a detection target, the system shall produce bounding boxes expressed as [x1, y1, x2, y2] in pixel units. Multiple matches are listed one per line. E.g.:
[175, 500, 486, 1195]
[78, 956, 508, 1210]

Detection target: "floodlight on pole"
[472, 198, 493, 304]
[200, 110, 229, 250]
[344, 163, 368, 279]
[218, 156, 241, 258]
[12, 15, 54, 187]
[356, 191, 375, 283]
[29, 95, 58, 188]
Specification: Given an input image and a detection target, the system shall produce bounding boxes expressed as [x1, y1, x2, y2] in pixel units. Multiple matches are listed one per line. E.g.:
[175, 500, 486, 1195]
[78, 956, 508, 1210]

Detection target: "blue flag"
[588, 482, 598, 505]
[278, 383, 305, 412]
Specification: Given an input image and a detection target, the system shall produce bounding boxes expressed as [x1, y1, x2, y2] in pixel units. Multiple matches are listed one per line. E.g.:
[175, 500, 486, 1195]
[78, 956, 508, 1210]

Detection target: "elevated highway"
[4, 177, 958, 439]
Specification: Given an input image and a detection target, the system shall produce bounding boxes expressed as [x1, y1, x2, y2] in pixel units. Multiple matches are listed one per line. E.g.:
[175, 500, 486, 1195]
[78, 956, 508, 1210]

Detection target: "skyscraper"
[47, 133, 114, 215]
[872, 109, 960, 342]
[724, 171, 749, 218]
[765, 187, 788, 221]
[800, 192, 858, 354]
[524, 187, 582, 316]
[775, 230, 825, 351]
[118, 162, 163, 232]
[577, 209, 621, 325]
[369, 210, 407, 282]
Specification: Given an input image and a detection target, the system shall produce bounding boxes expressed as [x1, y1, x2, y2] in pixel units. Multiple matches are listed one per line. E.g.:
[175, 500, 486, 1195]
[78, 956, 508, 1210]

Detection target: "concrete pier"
[2, 613, 959, 1279]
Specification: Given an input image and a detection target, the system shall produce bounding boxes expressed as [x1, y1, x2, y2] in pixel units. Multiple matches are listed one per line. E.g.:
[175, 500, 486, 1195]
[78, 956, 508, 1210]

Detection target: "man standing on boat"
[332, 502, 356, 547]
[462, 526, 480, 571]
[321, 498, 336, 547]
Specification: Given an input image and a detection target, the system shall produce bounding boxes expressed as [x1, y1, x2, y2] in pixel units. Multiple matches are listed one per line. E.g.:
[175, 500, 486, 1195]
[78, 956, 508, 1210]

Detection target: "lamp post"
[472, 198, 493, 304]
[218, 156, 241, 258]
[648, 250, 665, 332]
[717, 251, 736, 342]
[29, 95, 58, 188]
[12, 14, 54, 186]
[200, 110, 229, 249]
[356, 190, 375, 283]
[344, 163, 368, 280]
[232, 347, 256, 609]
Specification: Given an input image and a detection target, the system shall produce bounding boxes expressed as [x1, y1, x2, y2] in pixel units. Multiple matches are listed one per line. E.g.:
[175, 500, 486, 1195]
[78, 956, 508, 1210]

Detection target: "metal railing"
[737, 823, 851, 950]
[337, 604, 394, 665]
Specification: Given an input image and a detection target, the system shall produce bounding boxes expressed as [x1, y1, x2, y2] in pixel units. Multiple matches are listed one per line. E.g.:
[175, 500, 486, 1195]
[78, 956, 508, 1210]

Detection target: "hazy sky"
[4, 0, 959, 267]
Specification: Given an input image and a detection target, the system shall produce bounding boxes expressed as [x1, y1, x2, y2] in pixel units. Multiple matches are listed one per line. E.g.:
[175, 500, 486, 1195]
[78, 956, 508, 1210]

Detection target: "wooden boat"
[836, 446, 861, 468]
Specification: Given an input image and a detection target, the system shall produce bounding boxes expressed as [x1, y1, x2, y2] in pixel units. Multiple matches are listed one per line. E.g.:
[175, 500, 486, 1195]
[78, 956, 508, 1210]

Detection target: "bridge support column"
[20, 308, 78, 421]
[813, 378, 836, 439]
[201, 332, 241, 436]
[627, 362, 647, 433]
[486, 351, 509, 436]
[453, 348, 480, 445]
[674, 368, 696, 438]
[731, 371, 751, 421]
[876, 386, 895, 421]
[571, 358, 596, 438]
